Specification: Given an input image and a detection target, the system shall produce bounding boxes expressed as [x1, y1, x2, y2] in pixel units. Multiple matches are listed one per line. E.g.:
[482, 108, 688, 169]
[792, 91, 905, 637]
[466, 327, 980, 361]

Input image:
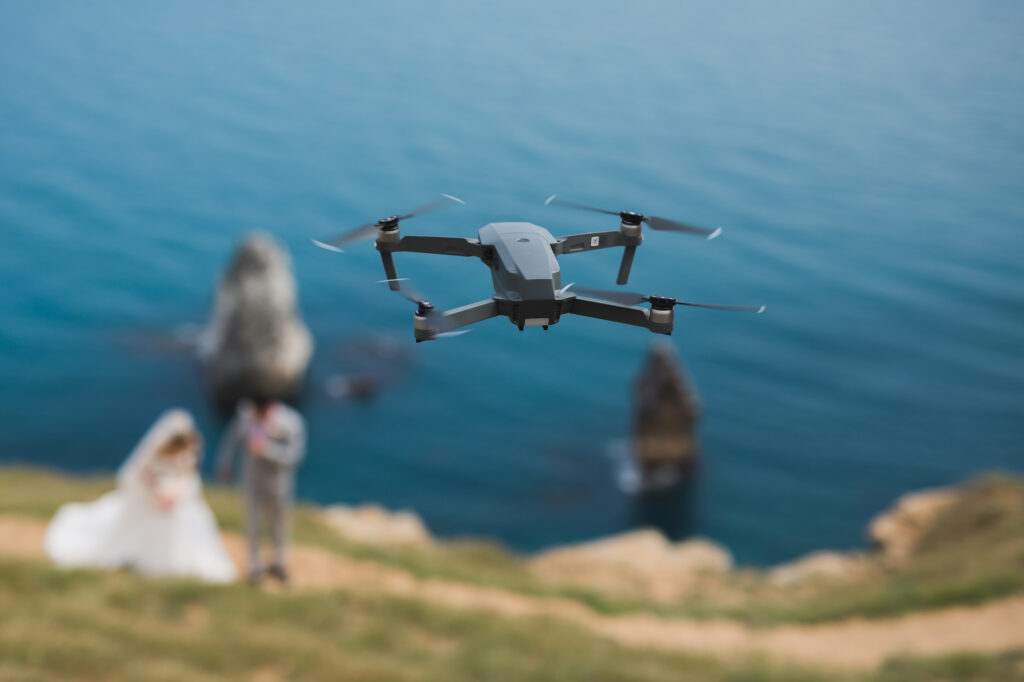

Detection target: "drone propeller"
[555, 281, 576, 297]
[379, 278, 469, 337]
[544, 195, 721, 240]
[314, 194, 465, 251]
[572, 285, 765, 313]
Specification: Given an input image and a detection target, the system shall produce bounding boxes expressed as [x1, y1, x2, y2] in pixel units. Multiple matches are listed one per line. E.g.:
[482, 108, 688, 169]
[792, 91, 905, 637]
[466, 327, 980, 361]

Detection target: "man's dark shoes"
[267, 564, 289, 585]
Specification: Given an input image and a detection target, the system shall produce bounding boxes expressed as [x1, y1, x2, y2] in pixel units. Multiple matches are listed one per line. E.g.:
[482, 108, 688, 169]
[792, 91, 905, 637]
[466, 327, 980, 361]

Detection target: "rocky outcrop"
[320, 504, 434, 549]
[201, 233, 313, 409]
[768, 550, 867, 587]
[769, 486, 959, 585]
[528, 529, 732, 600]
[867, 486, 958, 566]
[630, 343, 701, 490]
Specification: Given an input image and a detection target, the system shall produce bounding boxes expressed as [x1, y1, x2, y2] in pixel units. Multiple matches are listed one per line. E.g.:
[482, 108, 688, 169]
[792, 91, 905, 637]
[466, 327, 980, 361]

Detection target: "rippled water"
[1, 1, 1022, 563]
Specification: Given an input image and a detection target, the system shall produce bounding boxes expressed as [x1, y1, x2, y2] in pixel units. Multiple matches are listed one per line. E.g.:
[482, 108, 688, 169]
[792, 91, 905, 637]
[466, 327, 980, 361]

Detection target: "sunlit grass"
[0, 556, 816, 682]
[3, 555, 1023, 682]
[3, 467, 1024, 628]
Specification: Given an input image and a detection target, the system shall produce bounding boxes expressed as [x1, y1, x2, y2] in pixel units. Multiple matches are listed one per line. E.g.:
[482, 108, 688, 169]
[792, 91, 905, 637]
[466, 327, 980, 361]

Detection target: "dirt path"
[3, 513, 1023, 671]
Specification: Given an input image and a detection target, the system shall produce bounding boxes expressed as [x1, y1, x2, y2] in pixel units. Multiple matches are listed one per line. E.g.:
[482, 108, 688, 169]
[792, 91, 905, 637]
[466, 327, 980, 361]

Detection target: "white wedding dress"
[45, 409, 237, 583]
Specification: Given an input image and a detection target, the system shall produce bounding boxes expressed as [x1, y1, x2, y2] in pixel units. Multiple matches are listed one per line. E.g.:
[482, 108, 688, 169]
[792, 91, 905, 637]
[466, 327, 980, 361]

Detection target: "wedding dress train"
[45, 409, 237, 583]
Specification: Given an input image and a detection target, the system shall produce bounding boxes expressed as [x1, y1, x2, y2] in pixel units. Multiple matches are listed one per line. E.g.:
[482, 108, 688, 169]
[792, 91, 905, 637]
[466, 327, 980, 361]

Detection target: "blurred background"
[1, 0, 1021, 566]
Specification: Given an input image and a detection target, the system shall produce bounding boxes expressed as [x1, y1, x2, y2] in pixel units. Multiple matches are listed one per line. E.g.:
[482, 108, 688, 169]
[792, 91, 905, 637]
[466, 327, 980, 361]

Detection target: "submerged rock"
[631, 342, 701, 490]
[202, 232, 313, 409]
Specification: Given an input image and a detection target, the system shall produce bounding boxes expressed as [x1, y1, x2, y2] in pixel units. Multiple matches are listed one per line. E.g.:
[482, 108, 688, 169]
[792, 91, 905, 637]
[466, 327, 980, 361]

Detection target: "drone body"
[315, 195, 762, 342]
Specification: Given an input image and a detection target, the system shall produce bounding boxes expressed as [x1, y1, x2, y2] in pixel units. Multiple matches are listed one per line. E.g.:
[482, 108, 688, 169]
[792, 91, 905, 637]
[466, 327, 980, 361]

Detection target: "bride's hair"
[157, 430, 199, 458]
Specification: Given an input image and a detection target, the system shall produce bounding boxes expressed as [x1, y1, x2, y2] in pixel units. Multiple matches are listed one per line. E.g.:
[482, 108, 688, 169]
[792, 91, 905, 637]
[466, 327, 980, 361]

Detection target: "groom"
[217, 395, 306, 584]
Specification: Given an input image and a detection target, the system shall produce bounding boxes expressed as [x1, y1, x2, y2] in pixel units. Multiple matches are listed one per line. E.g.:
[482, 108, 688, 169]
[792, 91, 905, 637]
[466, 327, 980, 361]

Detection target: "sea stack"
[202, 232, 313, 409]
[631, 342, 701, 489]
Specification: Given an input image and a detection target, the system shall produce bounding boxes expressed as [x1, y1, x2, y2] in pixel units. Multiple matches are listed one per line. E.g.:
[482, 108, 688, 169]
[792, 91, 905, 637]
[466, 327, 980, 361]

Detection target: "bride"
[45, 409, 237, 583]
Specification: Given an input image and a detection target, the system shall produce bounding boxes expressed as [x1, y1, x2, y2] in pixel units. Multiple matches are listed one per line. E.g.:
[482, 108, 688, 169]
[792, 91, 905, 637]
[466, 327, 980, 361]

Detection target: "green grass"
[3, 466, 1024, 628]
[0, 556, 818, 682]
[2, 556, 1022, 682]
[3, 467, 1024, 681]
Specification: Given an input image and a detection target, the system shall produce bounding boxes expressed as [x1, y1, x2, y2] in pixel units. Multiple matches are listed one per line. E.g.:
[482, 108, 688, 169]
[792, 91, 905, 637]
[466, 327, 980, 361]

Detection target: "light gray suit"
[217, 402, 305, 573]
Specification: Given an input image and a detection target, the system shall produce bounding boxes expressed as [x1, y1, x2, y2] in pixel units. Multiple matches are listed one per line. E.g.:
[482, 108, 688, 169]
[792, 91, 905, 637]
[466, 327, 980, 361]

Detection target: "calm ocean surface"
[1, 1, 1022, 564]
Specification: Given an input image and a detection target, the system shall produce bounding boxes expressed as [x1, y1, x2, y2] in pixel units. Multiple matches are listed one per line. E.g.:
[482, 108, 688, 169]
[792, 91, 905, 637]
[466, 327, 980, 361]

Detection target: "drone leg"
[616, 245, 637, 285]
[380, 252, 400, 291]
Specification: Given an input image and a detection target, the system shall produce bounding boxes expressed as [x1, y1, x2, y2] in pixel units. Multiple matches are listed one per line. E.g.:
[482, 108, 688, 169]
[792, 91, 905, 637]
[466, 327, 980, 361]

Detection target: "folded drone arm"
[567, 296, 671, 335]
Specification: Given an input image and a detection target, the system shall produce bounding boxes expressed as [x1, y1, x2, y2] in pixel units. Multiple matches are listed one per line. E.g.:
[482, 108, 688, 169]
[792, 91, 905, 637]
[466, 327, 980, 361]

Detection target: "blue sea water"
[1, 1, 1022, 564]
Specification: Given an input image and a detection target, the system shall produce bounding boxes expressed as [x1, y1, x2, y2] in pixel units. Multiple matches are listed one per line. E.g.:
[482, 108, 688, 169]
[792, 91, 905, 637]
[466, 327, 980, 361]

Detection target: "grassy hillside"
[2, 467, 1024, 681]
[3, 467, 1023, 626]
[3, 554, 1024, 682]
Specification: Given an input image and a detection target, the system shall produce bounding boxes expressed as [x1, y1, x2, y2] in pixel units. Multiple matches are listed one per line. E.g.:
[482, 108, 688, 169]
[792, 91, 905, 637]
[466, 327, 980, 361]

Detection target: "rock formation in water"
[631, 342, 701, 490]
[201, 232, 313, 409]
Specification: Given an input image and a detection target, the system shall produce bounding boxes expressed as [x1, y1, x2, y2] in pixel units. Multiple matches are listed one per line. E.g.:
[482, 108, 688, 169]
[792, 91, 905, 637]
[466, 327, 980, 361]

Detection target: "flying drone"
[314, 194, 764, 342]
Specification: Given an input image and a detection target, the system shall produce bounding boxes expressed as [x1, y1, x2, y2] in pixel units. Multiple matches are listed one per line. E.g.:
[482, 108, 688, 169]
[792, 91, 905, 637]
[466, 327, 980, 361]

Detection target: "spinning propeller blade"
[379, 278, 427, 305]
[545, 195, 721, 239]
[378, 278, 467, 335]
[572, 285, 765, 313]
[643, 215, 720, 238]
[396, 194, 465, 221]
[544, 195, 619, 216]
[314, 194, 465, 250]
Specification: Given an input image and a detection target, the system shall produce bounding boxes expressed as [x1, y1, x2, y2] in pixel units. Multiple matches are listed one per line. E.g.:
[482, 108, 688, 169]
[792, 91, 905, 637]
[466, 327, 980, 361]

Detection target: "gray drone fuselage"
[479, 223, 563, 326]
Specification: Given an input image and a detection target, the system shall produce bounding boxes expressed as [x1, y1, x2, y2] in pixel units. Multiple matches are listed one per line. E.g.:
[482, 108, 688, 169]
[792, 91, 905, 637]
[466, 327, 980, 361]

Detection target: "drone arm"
[567, 296, 671, 335]
[416, 298, 498, 342]
[380, 252, 399, 290]
[384, 236, 490, 259]
[552, 231, 643, 284]
[552, 231, 630, 256]
[438, 298, 499, 331]
[377, 236, 491, 292]
[616, 245, 637, 285]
